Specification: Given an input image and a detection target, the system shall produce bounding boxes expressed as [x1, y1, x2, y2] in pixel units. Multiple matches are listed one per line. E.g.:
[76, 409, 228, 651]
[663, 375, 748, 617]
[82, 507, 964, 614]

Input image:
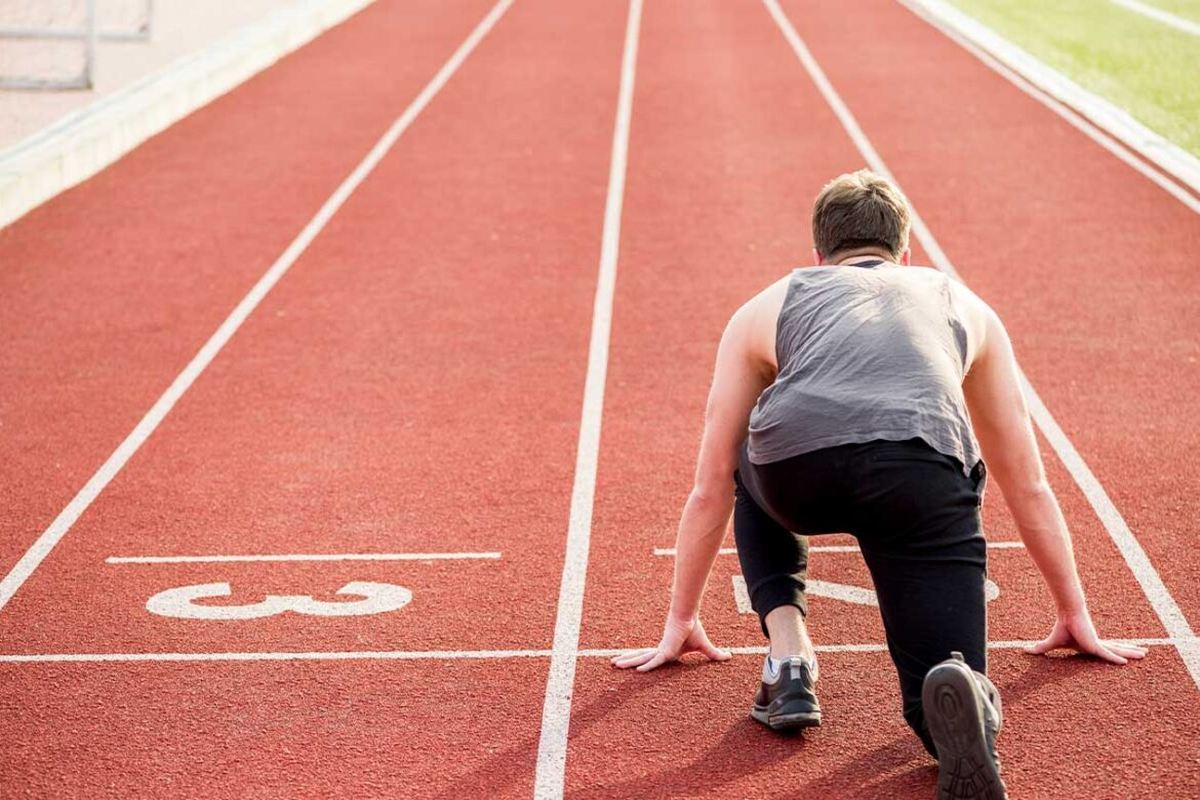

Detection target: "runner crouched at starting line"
[611, 169, 1146, 800]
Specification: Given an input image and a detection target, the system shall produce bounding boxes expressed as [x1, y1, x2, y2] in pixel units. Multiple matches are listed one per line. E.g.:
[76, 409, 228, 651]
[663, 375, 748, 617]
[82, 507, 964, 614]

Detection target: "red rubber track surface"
[569, 1, 1199, 797]
[1, 0, 1198, 797]
[0, 659, 549, 797]
[0, 0, 498, 581]
[0, 0, 626, 795]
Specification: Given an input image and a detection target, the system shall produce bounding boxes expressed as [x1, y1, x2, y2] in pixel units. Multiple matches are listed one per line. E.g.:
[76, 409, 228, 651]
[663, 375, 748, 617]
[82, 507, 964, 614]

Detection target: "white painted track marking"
[1110, 0, 1200, 36]
[145, 581, 413, 620]
[732, 574, 999, 612]
[733, 575, 753, 613]
[2, 637, 1191, 664]
[588, 638, 1191, 656]
[533, 0, 642, 797]
[107, 552, 501, 564]
[763, 0, 1200, 690]
[653, 541, 1024, 556]
[898, 0, 1200, 210]
[0, 0, 516, 617]
[0, 649, 553, 664]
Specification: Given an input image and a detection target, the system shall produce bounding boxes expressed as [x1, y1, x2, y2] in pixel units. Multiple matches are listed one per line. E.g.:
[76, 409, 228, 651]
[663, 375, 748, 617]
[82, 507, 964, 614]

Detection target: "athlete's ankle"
[768, 642, 816, 662]
[764, 605, 816, 665]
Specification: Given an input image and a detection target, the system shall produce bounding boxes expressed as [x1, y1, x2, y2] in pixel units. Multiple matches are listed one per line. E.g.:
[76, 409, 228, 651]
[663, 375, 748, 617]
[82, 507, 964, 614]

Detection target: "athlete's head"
[812, 169, 912, 265]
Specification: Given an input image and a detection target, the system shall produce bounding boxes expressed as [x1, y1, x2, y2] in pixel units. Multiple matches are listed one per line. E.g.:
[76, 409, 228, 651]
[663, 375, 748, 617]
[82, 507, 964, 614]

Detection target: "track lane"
[567, 0, 1200, 796]
[0, 0, 499, 586]
[566, 649, 1199, 799]
[0, 0, 625, 654]
[778, 0, 1200, 635]
[0, 0, 629, 794]
[0, 659, 549, 797]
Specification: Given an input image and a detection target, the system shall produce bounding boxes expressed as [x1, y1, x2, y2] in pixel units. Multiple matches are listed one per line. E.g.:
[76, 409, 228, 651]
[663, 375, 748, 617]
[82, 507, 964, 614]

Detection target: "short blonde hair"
[812, 169, 911, 261]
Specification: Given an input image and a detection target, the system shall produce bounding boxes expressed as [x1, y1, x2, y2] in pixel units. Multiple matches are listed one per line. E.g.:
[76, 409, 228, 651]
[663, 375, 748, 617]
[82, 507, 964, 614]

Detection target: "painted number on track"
[732, 574, 999, 612]
[145, 581, 413, 620]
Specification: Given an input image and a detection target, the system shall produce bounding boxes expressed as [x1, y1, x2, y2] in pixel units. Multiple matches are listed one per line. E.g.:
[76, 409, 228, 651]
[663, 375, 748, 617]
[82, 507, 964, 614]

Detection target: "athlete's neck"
[825, 245, 902, 267]
[813, 246, 911, 267]
[833, 250, 894, 267]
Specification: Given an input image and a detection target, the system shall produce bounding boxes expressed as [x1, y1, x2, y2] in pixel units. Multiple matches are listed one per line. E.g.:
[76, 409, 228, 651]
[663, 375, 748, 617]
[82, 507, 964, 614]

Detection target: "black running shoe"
[751, 656, 821, 730]
[922, 652, 1007, 800]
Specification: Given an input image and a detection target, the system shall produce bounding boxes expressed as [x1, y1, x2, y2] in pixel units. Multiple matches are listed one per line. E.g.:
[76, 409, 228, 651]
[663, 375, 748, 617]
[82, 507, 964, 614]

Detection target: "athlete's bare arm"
[612, 278, 787, 672]
[955, 284, 1146, 665]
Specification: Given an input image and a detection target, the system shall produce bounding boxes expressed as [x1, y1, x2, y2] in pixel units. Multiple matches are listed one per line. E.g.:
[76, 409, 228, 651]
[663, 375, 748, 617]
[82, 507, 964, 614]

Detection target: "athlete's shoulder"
[723, 271, 793, 371]
[937, 273, 1006, 370]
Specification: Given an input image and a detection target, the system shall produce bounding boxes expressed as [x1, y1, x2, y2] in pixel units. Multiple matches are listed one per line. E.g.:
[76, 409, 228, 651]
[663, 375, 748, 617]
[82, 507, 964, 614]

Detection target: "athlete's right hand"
[610, 613, 731, 672]
[1024, 609, 1148, 665]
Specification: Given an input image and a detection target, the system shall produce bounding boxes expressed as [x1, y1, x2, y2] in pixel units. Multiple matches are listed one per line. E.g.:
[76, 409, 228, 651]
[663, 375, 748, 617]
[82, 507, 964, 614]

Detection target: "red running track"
[0, 0, 1197, 797]
[1, 0, 626, 795]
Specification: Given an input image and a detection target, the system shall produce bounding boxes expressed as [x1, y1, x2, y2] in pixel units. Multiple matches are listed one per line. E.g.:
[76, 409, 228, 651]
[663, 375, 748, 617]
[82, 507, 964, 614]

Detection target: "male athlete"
[612, 170, 1145, 799]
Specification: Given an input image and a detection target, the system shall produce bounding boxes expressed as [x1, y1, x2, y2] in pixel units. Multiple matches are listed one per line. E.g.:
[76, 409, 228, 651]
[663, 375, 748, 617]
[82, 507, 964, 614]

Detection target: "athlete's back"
[748, 263, 980, 473]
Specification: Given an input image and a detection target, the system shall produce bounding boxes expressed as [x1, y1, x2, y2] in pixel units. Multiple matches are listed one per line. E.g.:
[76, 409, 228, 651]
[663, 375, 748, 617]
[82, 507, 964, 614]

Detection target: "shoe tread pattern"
[922, 661, 1007, 800]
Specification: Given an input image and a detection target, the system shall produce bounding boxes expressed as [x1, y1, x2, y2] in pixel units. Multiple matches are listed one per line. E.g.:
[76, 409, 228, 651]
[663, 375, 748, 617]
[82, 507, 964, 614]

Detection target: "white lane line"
[653, 547, 736, 556]
[0, 0, 516, 617]
[897, 0, 1200, 210]
[652, 541, 1024, 556]
[583, 637, 1193, 657]
[106, 552, 502, 564]
[1110, 0, 1200, 36]
[763, 0, 1200, 691]
[3, 637, 1190, 664]
[533, 0, 642, 797]
[0, 649, 551, 664]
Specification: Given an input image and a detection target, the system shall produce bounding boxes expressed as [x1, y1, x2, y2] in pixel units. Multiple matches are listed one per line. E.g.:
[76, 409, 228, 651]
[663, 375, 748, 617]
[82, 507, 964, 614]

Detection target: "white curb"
[0, 0, 376, 232]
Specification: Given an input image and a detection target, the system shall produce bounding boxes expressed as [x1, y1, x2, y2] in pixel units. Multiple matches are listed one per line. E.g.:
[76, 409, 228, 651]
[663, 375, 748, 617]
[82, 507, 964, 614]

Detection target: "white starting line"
[0, 637, 1188, 664]
[106, 552, 502, 564]
[652, 541, 1025, 557]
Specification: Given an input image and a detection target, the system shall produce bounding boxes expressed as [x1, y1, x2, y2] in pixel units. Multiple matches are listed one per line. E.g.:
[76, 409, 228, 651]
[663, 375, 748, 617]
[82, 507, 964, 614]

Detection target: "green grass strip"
[945, 0, 1200, 159]
[1136, 0, 1200, 23]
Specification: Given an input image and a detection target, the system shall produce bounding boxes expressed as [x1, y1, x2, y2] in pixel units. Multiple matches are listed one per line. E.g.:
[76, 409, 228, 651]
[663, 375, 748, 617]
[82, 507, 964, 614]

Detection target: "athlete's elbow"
[1001, 477, 1055, 513]
[688, 482, 732, 511]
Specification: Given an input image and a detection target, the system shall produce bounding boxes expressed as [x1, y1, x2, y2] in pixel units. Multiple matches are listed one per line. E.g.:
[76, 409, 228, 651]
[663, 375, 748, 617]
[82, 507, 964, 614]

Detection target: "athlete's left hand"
[610, 613, 731, 672]
[1024, 609, 1148, 665]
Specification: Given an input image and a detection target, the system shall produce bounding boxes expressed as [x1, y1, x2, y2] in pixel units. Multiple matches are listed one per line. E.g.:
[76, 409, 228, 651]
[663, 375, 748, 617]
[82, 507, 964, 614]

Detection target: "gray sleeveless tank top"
[747, 263, 981, 475]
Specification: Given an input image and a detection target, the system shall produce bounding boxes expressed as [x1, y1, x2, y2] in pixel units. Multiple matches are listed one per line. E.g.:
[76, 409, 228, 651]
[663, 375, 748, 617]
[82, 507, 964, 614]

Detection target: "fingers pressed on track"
[1112, 643, 1150, 658]
[612, 649, 657, 668]
[696, 641, 732, 662]
[635, 653, 670, 673]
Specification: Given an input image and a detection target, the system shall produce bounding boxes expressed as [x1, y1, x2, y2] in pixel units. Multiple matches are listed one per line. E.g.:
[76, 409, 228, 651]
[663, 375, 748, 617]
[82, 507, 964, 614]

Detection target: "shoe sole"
[750, 705, 821, 730]
[922, 662, 1006, 800]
